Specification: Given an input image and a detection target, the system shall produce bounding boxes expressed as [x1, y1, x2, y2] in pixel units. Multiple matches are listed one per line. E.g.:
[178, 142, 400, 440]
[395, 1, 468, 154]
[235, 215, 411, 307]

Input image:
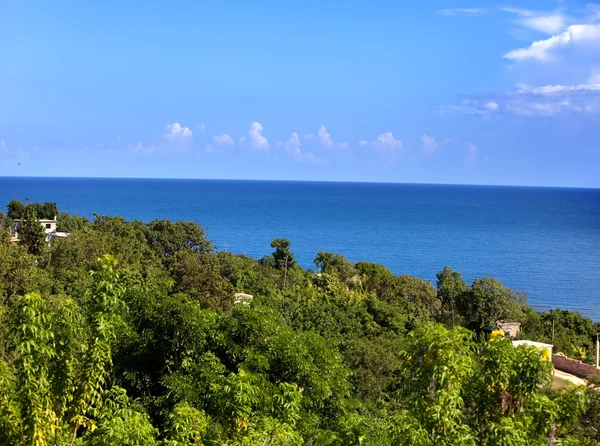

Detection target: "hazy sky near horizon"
[1, 1, 599, 187]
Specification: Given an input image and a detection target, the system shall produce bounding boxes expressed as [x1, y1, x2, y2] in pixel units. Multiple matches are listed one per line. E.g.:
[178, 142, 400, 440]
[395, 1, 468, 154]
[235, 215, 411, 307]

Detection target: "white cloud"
[421, 134, 439, 153]
[485, 101, 499, 111]
[438, 8, 487, 16]
[504, 23, 600, 62]
[502, 7, 566, 34]
[277, 132, 322, 163]
[277, 132, 322, 164]
[445, 83, 600, 118]
[131, 141, 155, 155]
[278, 132, 301, 159]
[198, 123, 206, 134]
[164, 122, 193, 143]
[212, 134, 235, 146]
[439, 99, 499, 117]
[305, 125, 348, 149]
[359, 132, 403, 150]
[248, 122, 269, 150]
[515, 83, 600, 95]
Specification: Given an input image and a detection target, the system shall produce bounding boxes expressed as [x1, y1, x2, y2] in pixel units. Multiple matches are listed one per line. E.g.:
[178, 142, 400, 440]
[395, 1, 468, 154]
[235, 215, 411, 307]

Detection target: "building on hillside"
[11, 217, 70, 245]
[496, 320, 521, 339]
[233, 293, 254, 306]
[512, 340, 553, 361]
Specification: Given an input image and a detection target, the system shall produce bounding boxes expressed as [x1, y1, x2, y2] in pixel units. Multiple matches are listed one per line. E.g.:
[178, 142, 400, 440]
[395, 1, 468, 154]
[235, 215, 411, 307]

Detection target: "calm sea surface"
[1, 177, 599, 321]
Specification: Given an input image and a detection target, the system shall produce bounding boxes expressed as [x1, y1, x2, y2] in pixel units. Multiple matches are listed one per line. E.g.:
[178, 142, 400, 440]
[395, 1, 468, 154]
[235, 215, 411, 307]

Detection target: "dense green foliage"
[1, 199, 598, 445]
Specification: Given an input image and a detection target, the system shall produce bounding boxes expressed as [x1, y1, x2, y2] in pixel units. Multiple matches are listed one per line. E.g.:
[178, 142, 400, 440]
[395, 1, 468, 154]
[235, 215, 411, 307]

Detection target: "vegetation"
[0, 199, 598, 445]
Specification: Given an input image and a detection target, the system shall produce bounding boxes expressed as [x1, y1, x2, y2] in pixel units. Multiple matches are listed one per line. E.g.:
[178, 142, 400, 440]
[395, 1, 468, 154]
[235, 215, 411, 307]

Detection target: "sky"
[1, 1, 599, 187]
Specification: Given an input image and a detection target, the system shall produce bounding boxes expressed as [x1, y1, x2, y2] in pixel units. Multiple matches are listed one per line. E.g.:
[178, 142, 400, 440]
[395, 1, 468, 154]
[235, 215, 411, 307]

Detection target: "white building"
[11, 217, 69, 244]
[512, 340, 553, 360]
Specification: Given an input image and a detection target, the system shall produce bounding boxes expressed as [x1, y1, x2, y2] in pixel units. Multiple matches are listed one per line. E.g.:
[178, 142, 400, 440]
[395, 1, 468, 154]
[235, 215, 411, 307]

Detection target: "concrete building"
[233, 293, 254, 306]
[512, 340, 553, 361]
[496, 320, 521, 339]
[11, 217, 69, 245]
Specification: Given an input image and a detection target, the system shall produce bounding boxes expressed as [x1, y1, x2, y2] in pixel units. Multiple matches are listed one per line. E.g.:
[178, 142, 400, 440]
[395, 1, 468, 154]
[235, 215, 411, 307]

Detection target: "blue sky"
[1, 1, 599, 187]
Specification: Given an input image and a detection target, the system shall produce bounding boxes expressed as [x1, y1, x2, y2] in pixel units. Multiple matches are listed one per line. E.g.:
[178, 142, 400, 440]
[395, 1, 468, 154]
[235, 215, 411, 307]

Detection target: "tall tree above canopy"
[270, 238, 296, 271]
[436, 266, 469, 325]
[19, 207, 46, 256]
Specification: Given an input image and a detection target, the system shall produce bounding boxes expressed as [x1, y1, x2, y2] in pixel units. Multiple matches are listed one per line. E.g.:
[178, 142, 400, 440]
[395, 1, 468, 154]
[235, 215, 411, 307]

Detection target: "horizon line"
[1, 175, 598, 191]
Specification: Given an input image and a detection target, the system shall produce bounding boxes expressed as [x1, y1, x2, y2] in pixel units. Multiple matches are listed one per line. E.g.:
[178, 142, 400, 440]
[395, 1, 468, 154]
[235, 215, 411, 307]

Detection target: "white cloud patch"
[248, 122, 269, 151]
[445, 82, 600, 117]
[305, 125, 348, 149]
[502, 7, 566, 34]
[277, 132, 323, 164]
[485, 101, 499, 111]
[421, 134, 439, 153]
[212, 134, 235, 146]
[439, 99, 499, 117]
[131, 141, 156, 155]
[438, 8, 487, 16]
[359, 132, 403, 151]
[504, 23, 600, 62]
[198, 123, 206, 134]
[515, 83, 600, 95]
[164, 122, 193, 143]
[278, 132, 301, 159]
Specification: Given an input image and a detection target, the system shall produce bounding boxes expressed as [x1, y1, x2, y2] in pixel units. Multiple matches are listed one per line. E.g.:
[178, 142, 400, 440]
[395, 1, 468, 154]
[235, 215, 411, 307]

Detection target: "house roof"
[512, 340, 554, 349]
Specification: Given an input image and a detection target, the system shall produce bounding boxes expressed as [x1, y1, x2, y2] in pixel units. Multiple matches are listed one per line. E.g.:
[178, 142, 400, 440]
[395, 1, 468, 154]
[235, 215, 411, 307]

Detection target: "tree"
[390, 324, 588, 445]
[170, 251, 234, 313]
[436, 266, 469, 326]
[19, 207, 46, 256]
[270, 238, 296, 271]
[314, 251, 357, 284]
[456, 277, 524, 331]
[146, 219, 212, 266]
[7, 200, 25, 219]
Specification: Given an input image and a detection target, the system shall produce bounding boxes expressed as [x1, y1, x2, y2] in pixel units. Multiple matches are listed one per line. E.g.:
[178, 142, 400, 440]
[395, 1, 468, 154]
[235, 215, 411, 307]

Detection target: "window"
[46, 223, 51, 229]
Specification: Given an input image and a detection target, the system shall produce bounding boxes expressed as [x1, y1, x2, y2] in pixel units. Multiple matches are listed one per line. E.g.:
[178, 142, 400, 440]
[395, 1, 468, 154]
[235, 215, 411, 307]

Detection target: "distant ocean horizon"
[2, 176, 599, 321]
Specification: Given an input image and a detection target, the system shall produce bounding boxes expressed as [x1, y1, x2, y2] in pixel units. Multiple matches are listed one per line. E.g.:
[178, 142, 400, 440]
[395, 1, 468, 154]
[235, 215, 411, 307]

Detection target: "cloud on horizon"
[305, 125, 348, 149]
[359, 132, 403, 151]
[248, 122, 269, 151]
[421, 134, 439, 153]
[164, 122, 193, 144]
[277, 132, 322, 164]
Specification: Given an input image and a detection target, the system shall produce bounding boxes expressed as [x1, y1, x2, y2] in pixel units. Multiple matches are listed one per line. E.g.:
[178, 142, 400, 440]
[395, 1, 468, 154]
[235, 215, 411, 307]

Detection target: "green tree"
[436, 266, 469, 326]
[270, 238, 296, 271]
[170, 251, 234, 313]
[7, 200, 25, 219]
[19, 207, 46, 256]
[314, 251, 357, 284]
[456, 277, 524, 331]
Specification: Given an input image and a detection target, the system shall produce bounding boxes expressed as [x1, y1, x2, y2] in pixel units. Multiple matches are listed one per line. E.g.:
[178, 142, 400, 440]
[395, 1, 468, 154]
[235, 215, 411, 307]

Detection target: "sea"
[1, 177, 599, 321]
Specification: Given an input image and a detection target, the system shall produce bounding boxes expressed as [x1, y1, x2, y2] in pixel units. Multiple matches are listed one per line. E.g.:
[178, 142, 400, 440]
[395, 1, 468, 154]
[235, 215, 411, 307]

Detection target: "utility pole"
[596, 333, 600, 369]
[283, 255, 288, 289]
[552, 318, 555, 345]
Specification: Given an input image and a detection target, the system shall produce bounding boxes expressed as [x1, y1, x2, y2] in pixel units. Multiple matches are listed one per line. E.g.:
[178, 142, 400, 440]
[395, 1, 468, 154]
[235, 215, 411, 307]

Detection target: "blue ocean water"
[1, 177, 599, 321]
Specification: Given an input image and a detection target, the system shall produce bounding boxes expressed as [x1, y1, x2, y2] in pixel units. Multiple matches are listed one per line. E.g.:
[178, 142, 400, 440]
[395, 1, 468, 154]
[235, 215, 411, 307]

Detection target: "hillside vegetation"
[1, 200, 599, 445]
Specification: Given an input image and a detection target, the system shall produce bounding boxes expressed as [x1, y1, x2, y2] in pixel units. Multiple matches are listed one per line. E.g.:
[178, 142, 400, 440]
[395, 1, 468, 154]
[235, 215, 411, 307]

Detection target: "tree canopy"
[0, 201, 598, 445]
